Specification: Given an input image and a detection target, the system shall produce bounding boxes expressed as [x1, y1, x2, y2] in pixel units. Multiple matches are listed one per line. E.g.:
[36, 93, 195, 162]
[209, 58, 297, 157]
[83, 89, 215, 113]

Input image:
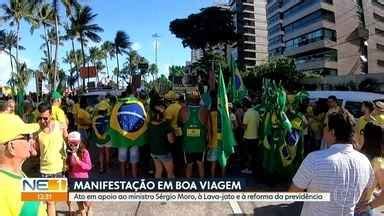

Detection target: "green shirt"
[148, 121, 173, 155]
[182, 106, 207, 153]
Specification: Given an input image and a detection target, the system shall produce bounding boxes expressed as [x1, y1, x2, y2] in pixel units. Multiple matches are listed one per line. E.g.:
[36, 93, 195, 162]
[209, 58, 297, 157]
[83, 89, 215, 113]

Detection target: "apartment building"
[229, 0, 268, 70]
[266, 0, 384, 76]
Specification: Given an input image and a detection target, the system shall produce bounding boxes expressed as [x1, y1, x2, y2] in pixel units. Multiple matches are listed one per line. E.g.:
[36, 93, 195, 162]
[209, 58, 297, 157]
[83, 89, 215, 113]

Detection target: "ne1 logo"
[22, 178, 67, 192]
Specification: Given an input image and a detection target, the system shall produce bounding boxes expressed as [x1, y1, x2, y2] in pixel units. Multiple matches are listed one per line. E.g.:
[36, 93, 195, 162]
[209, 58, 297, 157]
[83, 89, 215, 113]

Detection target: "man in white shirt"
[289, 111, 374, 216]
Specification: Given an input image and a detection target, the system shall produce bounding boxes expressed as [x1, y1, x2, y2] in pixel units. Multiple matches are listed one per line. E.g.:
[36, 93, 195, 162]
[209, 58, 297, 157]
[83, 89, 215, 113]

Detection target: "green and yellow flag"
[228, 57, 248, 104]
[109, 96, 147, 148]
[217, 66, 236, 168]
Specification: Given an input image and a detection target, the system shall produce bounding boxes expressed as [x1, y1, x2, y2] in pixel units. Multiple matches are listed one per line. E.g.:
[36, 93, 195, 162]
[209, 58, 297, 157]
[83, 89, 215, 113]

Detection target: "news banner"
[21, 178, 330, 202]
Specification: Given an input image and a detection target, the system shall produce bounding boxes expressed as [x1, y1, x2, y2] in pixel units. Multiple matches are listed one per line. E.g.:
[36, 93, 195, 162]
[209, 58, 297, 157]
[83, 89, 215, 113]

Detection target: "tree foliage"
[244, 57, 303, 92]
[168, 65, 184, 77]
[170, 6, 237, 53]
[190, 52, 229, 86]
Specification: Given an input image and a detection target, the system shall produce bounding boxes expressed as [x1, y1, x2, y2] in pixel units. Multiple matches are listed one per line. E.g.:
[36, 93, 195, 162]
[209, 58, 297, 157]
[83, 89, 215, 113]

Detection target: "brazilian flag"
[109, 96, 147, 148]
[228, 57, 248, 104]
[217, 66, 236, 168]
[92, 114, 111, 144]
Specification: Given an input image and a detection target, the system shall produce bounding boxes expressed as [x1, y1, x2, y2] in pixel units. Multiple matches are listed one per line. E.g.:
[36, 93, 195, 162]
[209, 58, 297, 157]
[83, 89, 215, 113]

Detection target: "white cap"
[68, 131, 81, 142]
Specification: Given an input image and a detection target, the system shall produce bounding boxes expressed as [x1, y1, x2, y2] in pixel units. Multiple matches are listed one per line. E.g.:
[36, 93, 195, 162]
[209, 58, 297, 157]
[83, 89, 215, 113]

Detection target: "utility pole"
[152, 33, 160, 67]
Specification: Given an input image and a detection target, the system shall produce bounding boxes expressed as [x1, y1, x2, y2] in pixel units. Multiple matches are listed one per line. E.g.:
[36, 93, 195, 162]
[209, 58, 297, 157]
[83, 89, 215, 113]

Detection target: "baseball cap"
[374, 101, 384, 112]
[68, 131, 81, 142]
[51, 91, 62, 100]
[0, 113, 40, 144]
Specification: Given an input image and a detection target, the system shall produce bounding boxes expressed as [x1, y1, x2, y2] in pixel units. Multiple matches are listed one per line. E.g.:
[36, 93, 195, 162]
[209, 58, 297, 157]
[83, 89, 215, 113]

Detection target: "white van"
[307, 91, 384, 118]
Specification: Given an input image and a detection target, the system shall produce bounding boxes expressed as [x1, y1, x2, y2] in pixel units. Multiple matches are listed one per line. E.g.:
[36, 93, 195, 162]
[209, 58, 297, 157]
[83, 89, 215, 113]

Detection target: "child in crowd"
[67, 131, 92, 216]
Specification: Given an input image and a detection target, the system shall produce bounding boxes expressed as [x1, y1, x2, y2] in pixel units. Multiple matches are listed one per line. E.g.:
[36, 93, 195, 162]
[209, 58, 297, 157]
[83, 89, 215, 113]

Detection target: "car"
[80, 89, 123, 107]
[307, 91, 384, 118]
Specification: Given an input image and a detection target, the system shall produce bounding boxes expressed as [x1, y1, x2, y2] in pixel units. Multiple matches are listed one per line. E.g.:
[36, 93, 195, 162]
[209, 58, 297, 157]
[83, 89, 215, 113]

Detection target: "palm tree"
[149, 63, 158, 83]
[89, 46, 105, 82]
[39, 53, 54, 88]
[40, 28, 63, 57]
[0, 30, 24, 74]
[51, 0, 79, 90]
[114, 30, 131, 88]
[71, 5, 103, 89]
[127, 50, 139, 75]
[68, 49, 82, 88]
[0, 0, 36, 75]
[89, 46, 99, 67]
[63, 51, 75, 88]
[33, 3, 55, 65]
[100, 41, 114, 76]
[62, 23, 81, 87]
[7, 63, 33, 90]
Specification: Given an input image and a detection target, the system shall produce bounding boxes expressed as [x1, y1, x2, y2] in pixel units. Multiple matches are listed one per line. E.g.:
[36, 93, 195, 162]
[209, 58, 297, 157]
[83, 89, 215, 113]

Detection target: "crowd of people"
[2, 86, 384, 215]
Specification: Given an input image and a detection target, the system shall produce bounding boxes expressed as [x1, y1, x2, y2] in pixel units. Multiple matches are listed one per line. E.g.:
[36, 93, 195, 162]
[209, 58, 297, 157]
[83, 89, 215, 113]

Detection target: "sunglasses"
[12, 134, 34, 143]
[38, 117, 50, 121]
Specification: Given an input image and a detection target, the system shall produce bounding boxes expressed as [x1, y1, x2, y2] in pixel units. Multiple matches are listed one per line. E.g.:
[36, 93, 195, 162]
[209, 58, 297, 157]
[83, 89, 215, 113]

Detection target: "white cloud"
[0, 52, 13, 86]
[131, 42, 142, 51]
[0, 52, 36, 92]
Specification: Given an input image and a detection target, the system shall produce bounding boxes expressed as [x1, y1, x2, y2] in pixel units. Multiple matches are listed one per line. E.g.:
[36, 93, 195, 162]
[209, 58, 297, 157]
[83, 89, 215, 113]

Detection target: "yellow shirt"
[164, 102, 182, 129]
[77, 108, 92, 129]
[96, 100, 111, 114]
[38, 121, 66, 174]
[356, 116, 370, 135]
[52, 105, 68, 125]
[309, 113, 324, 139]
[366, 157, 384, 201]
[0, 169, 47, 216]
[243, 108, 260, 140]
[72, 103, 80, 115]
[374, 113, 384, 126]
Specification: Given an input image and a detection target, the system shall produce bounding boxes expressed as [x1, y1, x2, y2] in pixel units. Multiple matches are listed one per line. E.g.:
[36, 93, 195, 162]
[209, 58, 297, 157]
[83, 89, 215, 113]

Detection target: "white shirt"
[293, 144, 374, 216]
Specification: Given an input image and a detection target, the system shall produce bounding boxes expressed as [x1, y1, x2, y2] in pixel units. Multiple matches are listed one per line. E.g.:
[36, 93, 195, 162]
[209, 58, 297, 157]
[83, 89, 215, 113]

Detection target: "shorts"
[96, 141, 112, 148]
[151, 153, 173, 162]
[242, 139, 258, 155]
[118, 146, 139, 163]
[206, 148, 218, 162]
[184, 152, 205, 164]
[40, 172, 65, 178]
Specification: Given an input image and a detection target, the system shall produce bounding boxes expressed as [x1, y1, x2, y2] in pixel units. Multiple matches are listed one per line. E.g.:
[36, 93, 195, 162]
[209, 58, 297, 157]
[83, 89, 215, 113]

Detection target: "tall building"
[266, 0, 384, 76]
[229, 0, 268, 70]
[191, 48, 204, 63]
[190, 4, 230, 64]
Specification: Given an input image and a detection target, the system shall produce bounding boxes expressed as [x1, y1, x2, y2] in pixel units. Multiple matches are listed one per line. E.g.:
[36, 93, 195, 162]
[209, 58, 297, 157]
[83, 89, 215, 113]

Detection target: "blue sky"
[0, 0, 220, 91]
